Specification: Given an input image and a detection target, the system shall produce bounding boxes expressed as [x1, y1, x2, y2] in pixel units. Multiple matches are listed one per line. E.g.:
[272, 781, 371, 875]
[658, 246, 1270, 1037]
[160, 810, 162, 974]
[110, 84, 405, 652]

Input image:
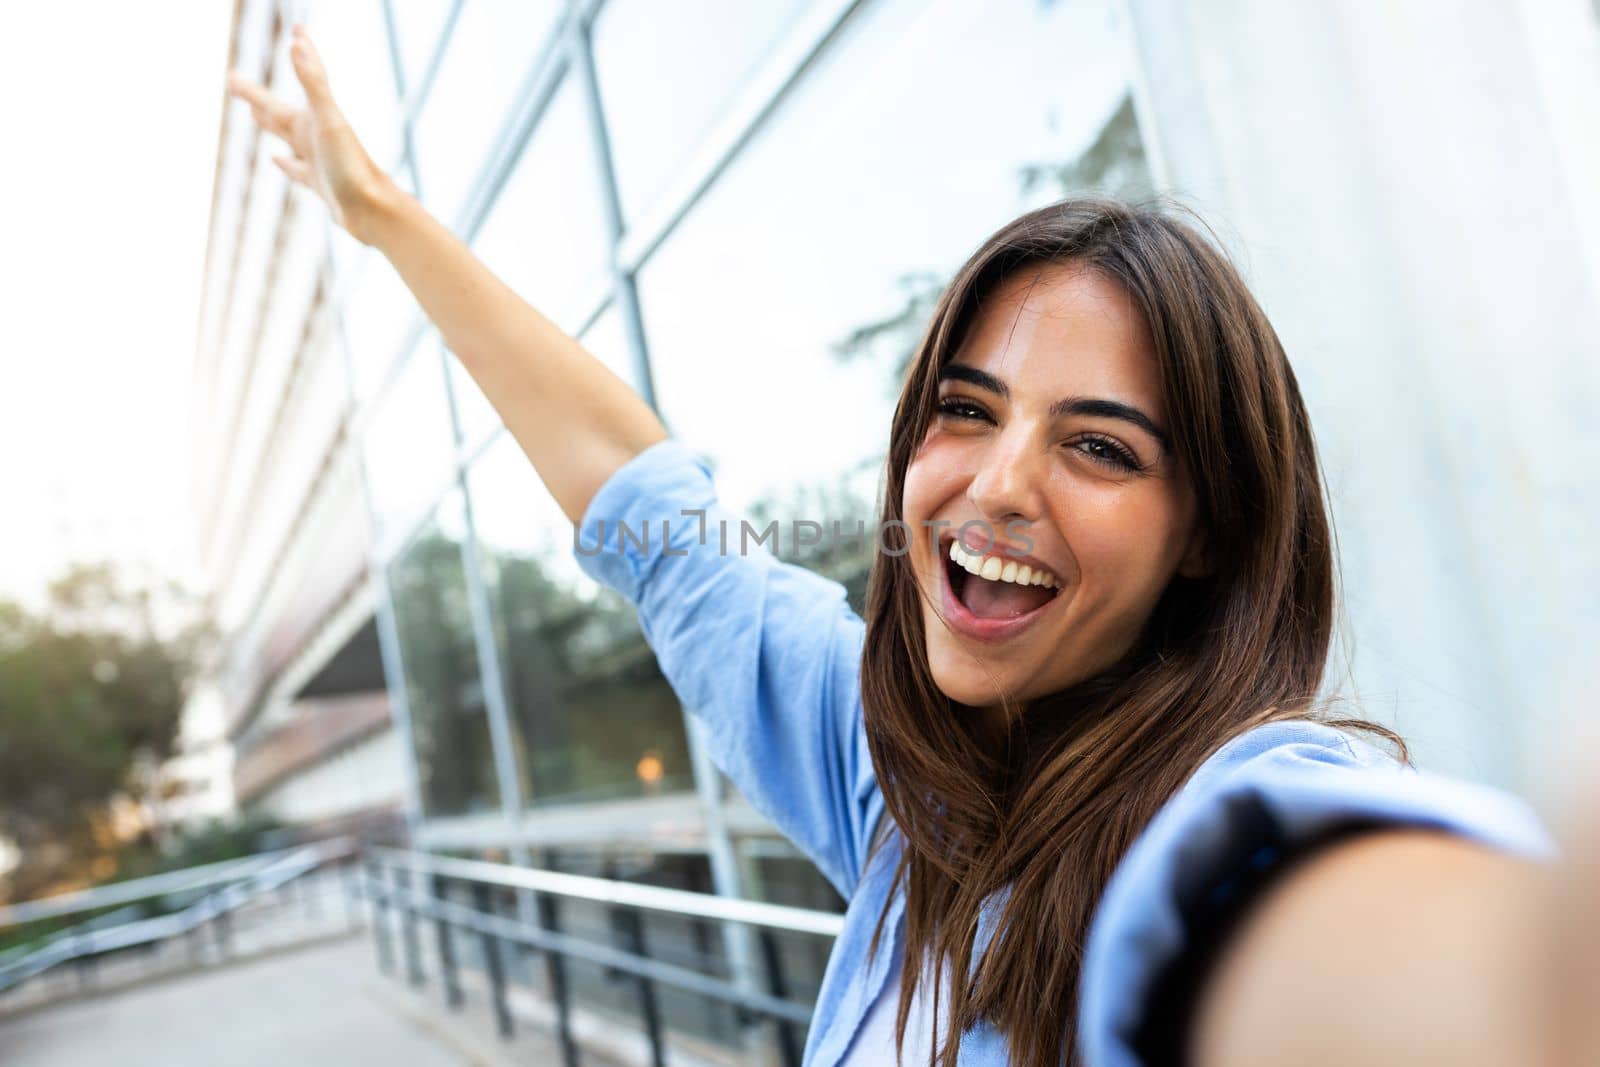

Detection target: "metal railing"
[0, 838, 359, 1003]
[2, 842, 843, 1065]
[362, 847, 845, 1067]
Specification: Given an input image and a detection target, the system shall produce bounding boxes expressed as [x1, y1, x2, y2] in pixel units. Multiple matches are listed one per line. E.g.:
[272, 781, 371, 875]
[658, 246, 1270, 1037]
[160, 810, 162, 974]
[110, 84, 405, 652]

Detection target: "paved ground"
[0, 936, 481, 1067]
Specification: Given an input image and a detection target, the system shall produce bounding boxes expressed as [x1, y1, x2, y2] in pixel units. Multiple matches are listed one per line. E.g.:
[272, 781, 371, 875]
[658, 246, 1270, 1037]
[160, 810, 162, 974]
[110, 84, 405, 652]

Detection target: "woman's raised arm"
[227, 25, 666, 523]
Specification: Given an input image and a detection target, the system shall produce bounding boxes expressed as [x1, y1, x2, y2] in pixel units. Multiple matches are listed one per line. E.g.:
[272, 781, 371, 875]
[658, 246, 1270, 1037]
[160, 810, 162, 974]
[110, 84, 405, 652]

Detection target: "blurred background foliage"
[0, 562, 218, 901]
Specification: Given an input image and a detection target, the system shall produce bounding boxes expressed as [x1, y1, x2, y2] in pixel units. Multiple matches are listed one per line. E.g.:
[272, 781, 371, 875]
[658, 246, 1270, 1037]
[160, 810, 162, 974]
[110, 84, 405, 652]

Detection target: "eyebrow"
[938, 363, 1171, 452]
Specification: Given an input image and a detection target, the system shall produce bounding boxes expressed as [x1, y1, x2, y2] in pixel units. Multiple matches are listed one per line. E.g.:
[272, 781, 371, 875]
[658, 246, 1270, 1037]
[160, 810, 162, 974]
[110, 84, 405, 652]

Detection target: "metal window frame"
[265, 0, 1158, 928]
[195, 0, 1170, 984]
[350, 0, 878, 901]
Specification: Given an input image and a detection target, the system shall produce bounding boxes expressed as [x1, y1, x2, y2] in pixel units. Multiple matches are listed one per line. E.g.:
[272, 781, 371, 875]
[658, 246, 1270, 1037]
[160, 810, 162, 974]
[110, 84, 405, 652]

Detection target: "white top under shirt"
[842, 939, 954, 1067]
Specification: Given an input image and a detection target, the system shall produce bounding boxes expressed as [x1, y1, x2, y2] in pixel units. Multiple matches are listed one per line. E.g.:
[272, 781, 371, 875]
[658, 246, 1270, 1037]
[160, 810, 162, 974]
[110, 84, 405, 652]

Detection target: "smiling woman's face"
[902, 262, 1210, 715]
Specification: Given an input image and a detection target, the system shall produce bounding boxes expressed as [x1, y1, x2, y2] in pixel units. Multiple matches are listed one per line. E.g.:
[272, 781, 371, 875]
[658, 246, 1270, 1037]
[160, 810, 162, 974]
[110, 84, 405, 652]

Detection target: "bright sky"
[0, 3, 232, 608]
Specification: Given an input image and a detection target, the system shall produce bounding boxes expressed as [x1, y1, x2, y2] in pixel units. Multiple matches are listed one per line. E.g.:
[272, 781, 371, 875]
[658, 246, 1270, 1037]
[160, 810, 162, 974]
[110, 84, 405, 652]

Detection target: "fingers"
[288, 25, 337, 114]
[225, 71, 296, 141]
[272, 155, 314, 188]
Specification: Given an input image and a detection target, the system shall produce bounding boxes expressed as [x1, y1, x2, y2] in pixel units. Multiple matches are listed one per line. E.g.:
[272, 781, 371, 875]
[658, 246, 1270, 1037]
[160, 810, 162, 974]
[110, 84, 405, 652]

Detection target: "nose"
[966, 422, 1046, 534]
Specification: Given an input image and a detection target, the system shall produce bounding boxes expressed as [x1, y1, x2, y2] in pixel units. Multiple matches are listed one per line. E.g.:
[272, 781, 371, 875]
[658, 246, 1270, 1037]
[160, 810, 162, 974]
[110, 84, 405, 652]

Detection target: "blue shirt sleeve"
[1076, 720, 1556, 1067]
[573, 439, 882, 899]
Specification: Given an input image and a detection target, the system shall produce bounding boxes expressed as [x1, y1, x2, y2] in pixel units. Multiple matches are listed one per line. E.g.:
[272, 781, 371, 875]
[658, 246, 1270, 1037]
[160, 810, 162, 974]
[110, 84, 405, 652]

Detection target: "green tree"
[0, 562, 215, 900]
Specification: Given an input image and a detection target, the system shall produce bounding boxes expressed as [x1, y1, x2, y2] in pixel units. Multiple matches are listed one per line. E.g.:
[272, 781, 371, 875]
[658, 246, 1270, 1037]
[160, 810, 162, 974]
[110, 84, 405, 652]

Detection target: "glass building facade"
[343, 0, 1148, 848]
[209, 2, 1147, 832]
[196, 0, 1148, 1052]
[198, 0, 1600, 1058]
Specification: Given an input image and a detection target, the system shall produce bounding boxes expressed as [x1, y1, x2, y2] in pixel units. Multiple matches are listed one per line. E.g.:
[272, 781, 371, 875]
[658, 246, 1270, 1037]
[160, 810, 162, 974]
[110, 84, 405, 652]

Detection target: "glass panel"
[449, 76, 616, 448]
[471, 75, 610, 335]
[341, 248, 420, 401]
[466, 430, 694, 807]
[410, 0, 564, 225]
[388, 490, 501, 816]
[230, 213, 325, 508]
[203, 108, 255, 360]
[214, 136, 288, 423]
[364, 338, 456, 540]
[634, 0, 1149, 606]
[386, 0, 456, 98]
[591, 0, 814, 225]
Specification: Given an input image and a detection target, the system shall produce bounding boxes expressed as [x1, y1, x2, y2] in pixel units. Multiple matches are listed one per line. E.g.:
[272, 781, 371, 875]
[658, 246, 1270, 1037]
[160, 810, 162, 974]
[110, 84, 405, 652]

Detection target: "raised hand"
[225, 25, 393, 244]
[225, 22, 664, 524]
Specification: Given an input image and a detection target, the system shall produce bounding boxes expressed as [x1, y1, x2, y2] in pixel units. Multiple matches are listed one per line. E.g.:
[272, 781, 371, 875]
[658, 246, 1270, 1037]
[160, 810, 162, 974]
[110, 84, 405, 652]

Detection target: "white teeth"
[947, 541, 1059, 589]
[951, 540, 986, 577]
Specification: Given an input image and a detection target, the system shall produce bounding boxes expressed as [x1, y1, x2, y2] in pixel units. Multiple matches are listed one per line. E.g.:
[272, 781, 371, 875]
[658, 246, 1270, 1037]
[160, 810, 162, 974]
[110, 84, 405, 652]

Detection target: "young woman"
[229, 27, 1592, 1067]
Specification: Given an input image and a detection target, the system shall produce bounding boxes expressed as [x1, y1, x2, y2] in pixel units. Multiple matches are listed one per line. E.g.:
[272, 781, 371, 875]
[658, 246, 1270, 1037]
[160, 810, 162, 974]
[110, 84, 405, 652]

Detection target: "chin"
[934, 677, 1004, 710]
[926, 652, 1019, 709]
[926, 637, 1090, 712]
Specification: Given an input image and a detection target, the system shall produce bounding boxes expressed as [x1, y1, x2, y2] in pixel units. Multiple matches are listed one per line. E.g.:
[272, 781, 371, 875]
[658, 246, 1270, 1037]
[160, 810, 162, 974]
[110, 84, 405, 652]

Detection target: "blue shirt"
[574, 439, 1555, 1066]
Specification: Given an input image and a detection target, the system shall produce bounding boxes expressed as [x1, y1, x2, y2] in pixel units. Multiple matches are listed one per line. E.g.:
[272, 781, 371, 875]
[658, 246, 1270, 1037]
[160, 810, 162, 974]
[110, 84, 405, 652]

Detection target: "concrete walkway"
[0, 936, 480, 1066]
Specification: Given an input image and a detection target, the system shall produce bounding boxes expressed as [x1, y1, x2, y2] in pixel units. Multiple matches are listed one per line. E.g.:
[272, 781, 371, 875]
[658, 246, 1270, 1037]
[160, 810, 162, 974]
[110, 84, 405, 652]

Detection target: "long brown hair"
[859, 195, 1405, 1066]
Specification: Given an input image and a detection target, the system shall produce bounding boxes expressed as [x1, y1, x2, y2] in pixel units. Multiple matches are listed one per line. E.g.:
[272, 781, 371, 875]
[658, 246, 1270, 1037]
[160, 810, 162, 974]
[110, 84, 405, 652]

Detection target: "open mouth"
[940, 538, 1061, 638]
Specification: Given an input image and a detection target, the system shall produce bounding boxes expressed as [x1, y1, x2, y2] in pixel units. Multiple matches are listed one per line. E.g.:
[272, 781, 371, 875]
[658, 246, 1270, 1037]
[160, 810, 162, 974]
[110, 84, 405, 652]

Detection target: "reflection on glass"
[466, 431, 693, 807]
[590, 0, 813, 225]
[634, 0, 1148, 606]
[364, 337, 456, 540]
[410, 0, 563, 225]
[388, 491, 501, 817]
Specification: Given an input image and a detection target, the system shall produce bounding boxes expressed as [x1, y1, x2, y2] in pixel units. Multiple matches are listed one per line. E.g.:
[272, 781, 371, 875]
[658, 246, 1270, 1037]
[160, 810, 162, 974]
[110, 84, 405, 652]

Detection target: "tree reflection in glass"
[388, 490, 502, 816]
[468, 433, 694, 808]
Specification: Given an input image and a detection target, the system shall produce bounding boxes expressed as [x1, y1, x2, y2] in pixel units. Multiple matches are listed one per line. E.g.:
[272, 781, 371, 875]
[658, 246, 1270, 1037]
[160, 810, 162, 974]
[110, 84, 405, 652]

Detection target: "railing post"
[612, 906, 666, 1067]
[395, 865, 425, 987]
[471, 882, 514, 1039]
[368, 858, 396, 976]
[758, 928, 803, 1067]
[341, 859, 360, 931]
[303, 868, 321, 920]
[536, 892, 580, 1067]
[213, 906, 232, 960]
[73, 936, 95, 994]
[432, 874, 463, 1010]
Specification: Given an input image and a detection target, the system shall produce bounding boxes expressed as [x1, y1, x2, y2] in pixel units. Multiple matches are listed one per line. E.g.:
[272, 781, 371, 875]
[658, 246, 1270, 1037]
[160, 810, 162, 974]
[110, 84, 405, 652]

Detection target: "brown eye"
[1073, 435, 1140, 471]
[936, 397, 991, 422]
